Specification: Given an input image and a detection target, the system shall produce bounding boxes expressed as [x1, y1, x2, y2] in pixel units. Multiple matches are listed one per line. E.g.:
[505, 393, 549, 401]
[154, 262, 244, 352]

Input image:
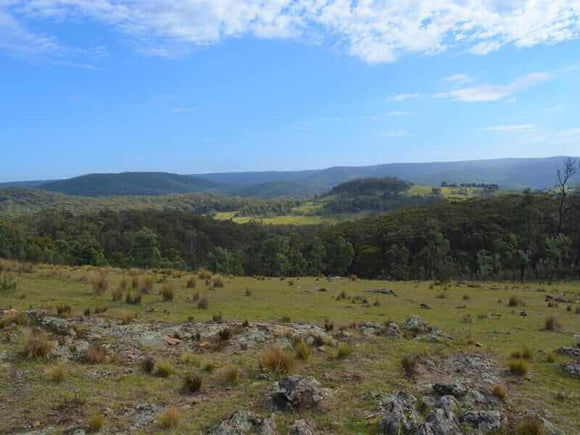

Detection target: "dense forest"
[1, 191, 578, 281]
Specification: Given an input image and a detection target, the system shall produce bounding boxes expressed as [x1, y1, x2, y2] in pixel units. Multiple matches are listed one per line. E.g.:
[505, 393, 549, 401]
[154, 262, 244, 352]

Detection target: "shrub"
[23, 329, 52, 359]
[522, 348, 532, 360]
[0, 311, 27, 329]
[491, 384, 507, 401]
[245, 288, 253, 297]
[508, 296, 522, 307]
[463, 294, 470, 300]
[212, 313, 223, 323]
[182, 373, 202, 393]
[203, 362, 215, 373]
[0, 273, 17, 292]
[85, 345, 106, 364]
[324, 319, 334, 331]
[141, 356, 155, 373]
[121, 312, 136, 325]
[517, 416, 546, 435]
[197, 296, 209, 310]
[159, 407, 179, 429]
[87, 413, 104, 433]
[337, 344, 353, 359]
[91, 275, 108, 295]
[544, 316, 561, 331]
[401, 355, 419, 378]
[260, 346, 294, 374]
[111, 287, 123, 301]
[212, 275, 224, 288]
[197, 269, 212, 280]
[294, 339, 311, 361]
[219, 328, 232, 341]
[221, 366, 239, 385]
[546, 353, 556, 363]
[338, 291, 347, 300]
[125, 291, 142, 305]
[46, 363, 67, 383]
[161, 284, 175, 302]
[509, 360, 529, 376]
[180, 353, 201, 366]
[280, 316, 291, 323]
[186, 277, 197, 288]
[155, 360, 174, 377]
[56, 304, 72, 318]
[139, 277, 153, 294]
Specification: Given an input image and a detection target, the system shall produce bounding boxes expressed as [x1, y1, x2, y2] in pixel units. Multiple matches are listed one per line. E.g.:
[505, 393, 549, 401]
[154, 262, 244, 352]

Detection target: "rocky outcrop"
[203, 411, 277, 435]
[270, 376, 326, 412]
[378, 391, 422, 434]
[462, 410, 501, 433]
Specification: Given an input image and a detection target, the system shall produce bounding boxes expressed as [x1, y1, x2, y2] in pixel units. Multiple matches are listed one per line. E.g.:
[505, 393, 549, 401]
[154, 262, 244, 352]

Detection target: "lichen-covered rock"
[288, 419, 317, 435]
[462, 410, 501, 433]
[418, 408, 463, 435]
[404, 316, 432, 334]
[432, 382, 467, 398]
[378, 391, 421, 435]
[438, 396, 460, 414]
[562, 360, 580, 377]
[270, 376, 325, 411]
[383, 322, 402, 338]
[203, 411, 277, 435]
[557, 347, 580, 358]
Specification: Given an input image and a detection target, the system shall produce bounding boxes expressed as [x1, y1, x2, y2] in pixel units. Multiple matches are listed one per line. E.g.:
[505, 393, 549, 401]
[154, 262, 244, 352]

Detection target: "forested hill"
[38, 172, 221, 197]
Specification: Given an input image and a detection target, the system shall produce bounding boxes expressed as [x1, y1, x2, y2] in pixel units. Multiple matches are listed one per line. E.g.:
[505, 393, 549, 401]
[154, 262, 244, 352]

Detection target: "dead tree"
[556, 157, 577, 233]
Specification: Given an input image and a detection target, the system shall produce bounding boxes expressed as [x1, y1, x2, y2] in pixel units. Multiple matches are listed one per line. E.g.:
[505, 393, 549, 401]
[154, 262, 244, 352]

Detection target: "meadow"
[0, 262, 579, 434]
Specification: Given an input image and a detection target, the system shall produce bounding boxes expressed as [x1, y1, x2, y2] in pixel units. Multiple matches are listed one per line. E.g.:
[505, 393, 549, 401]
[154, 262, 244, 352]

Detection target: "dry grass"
[125, 291, 142, 305]
[85, 345, 107, 364]
[111, 287, 123, 301]
[155, 360, 174, 377]
[23, 329, 52, 359]
[87, 413, 104, 433]
[91, 274, 108, 295]
[197, 269, 212, 280]
[56, 304, 72, 317]
[182, 373, 202, 393]
[220, 365, 239, 385]
[159, 407, 179, 429]
[120, 311, 136, 325]
[46, 363, 67, 383]
[294, 339, 311, 361]
[517, 416, 547, 435]
[544, 316, 562, 331]
[401, 355, 419, 378]
[180, 352, 201, 366]
[141, 356, 155, 373]
[186, 277, 197, 288]
[139, 277, 153, 294]
[0, 311, 27, 328]
[509, 360, 529, 376]
[337, 344, 353, 359]
[508, 296, 523, 307]
[260, 346, 294, 374]
[0, 272, 17, 292]
[491, 384, 507, 401]
[161, 283, 175, 302]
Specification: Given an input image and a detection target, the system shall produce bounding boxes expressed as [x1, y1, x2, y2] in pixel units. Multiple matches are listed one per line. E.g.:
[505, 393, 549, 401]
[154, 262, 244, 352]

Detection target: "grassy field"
[1, 262, 579, 433]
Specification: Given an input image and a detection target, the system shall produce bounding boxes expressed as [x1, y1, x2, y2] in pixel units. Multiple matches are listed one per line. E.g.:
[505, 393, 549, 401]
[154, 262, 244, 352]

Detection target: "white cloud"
[557, 127, 580, 137]
[3, 1, 580, 63]
[382, 130, 406, 137]
[444, 73, 472, 85]
[485, 124, 536, 132]
[388, 93, 420, 102]
[172, 106, 197, 113]
[437, 72, 553, 102]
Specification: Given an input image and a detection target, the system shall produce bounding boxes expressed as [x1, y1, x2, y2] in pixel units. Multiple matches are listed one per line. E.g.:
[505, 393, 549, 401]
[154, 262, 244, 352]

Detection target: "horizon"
[2, 1, 580, 181]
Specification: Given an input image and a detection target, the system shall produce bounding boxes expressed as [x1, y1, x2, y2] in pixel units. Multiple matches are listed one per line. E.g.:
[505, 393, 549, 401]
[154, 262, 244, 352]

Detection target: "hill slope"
[38, 172, 222, 197]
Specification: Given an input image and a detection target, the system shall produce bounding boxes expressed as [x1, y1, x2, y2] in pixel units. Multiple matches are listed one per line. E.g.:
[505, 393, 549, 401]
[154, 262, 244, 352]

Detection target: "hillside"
[38, 172, 221, 197]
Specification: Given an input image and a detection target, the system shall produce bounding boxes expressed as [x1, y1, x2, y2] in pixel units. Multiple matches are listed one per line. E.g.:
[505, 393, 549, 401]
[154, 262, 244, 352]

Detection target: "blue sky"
[1, 1, 580, 182]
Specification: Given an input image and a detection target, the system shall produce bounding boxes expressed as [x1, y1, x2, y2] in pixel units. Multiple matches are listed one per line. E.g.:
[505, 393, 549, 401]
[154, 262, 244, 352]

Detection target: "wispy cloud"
[387, 111, 412, 117]
[5, 1, 580, 64]
[436, 72, 553, 102]
[485, 124, 536, 133]
[557, 127, 580, 137]
[444, 73, 472, 85]
[388, 93, 419, 102]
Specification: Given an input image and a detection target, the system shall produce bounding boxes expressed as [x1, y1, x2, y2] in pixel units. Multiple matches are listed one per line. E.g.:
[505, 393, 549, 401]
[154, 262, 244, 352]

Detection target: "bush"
[0, 273, 17, 292]
[212, 275, 224, 288]
[23, 329, 52, 359]
[294, 339, 311, 361]
[197, 296, 209, 310]
[111, 287, 123, 301]
[401, 355, 419, 378]
[509, 360, 529, 376]
[260, 346, 294, 374]
[544, 316, 561, 331]
[491, 384, 507, 401]
[159, 407, 179, 429]
[182, 373, 202, 393]
[140, 277, 153, 294]
[161, 284, 175, 302]
[85, 345, 106, 364]
[56, 304, 72, 318]
[91, 275, 108, 295]
[337, 344, 353, 359]
[155, 360, 174, 377]
[141, 356, 155, 373]
[46, 363, 67, 383]
[508, 296, 523, 307]
[517, 416, 546, 435]
[87, 413, 104, 433]
[221, 366, 239, 385]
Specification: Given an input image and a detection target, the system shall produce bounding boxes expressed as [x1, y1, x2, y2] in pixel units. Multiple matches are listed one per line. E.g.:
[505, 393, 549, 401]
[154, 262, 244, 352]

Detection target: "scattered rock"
[432, 382, 467, 398]
[378, 391, 421, 435]
[462, 410, 501, 433]
[365, 289, 397, 296]
[288, 419, 317, 435]
[270, 376, 326, 411]
[562, 360, 580, 378]
[383, 322, 402, 338]
[405, 316, 432, 334]
[557, 347, 580, 358]
[203, 411, 276, 435]
[127, 403, 162, 430]
[418, 408, 462, 435]
[420, 303, 431, 310]
[438, 396, 460, 414]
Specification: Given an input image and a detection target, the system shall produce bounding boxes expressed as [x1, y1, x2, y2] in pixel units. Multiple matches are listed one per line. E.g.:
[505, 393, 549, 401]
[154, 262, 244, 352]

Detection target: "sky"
[1, 1, 580, 182]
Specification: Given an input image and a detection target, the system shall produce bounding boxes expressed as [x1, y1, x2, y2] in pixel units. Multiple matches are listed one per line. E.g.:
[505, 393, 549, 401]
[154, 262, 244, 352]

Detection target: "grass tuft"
[260, 346, 294, 374]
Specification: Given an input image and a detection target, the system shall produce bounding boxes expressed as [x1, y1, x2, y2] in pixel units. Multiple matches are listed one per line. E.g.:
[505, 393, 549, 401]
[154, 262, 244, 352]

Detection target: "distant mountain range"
[0, 156, 576, 198]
